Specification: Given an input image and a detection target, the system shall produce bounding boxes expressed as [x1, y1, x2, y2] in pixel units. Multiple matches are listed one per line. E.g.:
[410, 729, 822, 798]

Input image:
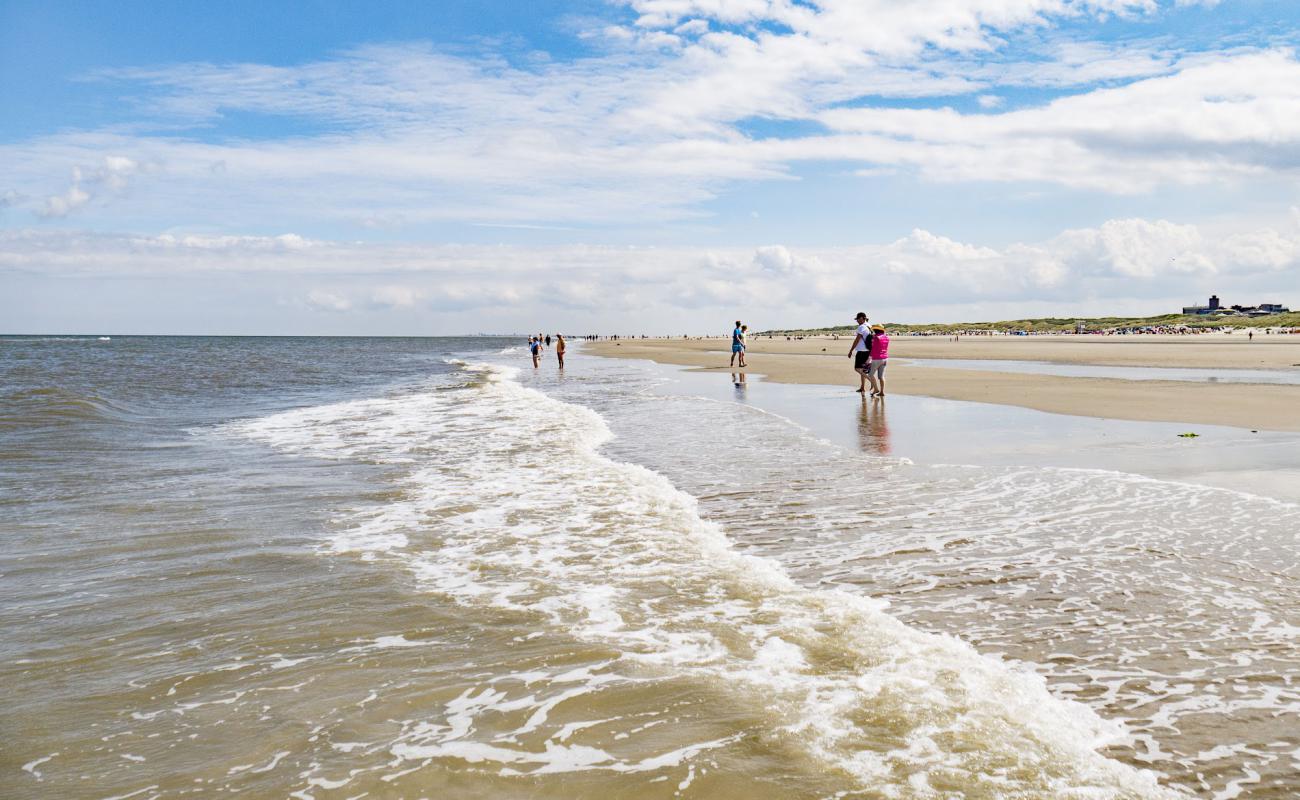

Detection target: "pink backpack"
[869, 333, 889, 360]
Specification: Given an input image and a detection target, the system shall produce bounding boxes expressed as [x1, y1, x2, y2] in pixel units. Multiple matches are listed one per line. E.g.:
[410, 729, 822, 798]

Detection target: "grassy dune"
[765, 311, 1300, 336]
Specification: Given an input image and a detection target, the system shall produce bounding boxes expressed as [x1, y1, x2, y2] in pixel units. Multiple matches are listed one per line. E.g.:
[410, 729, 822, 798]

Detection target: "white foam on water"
[621, 385, 1300, 797]
[338, 634, 434, 653]
[21, 752, 57, 780]
[232, 363, 1186, 796]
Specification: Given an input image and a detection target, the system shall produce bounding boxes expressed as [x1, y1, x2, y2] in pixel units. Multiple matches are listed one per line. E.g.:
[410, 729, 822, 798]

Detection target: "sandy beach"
[587, 333, 1300, 432]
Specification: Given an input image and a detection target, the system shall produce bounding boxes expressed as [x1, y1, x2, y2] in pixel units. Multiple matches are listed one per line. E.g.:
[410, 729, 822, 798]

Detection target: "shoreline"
[585, 334, 1300, 433]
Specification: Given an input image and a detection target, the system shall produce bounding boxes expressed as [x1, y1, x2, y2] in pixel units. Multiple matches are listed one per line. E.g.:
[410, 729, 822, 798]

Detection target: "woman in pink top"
[866, 324, 889, 397]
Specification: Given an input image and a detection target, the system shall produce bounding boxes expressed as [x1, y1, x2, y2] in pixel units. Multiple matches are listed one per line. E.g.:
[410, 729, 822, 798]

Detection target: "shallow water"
[4, 336, 1298, 799]
[901, 357, 1300, 385]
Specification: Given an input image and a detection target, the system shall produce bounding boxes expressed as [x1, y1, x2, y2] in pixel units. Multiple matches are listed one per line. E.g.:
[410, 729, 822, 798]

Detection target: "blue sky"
[3, 0, 1299, 334]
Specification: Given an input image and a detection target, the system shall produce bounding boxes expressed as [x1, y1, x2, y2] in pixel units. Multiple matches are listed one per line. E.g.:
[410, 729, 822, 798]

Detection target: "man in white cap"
[845, 311, 873, 393]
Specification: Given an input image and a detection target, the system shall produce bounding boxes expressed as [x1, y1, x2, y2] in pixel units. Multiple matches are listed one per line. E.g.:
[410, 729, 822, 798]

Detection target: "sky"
[2, 0, 1299, 335]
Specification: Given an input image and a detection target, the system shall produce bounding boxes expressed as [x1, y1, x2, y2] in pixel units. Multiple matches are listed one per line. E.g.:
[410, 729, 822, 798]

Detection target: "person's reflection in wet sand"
[731, 371, 747, 400]
[857, 395, 891, 455]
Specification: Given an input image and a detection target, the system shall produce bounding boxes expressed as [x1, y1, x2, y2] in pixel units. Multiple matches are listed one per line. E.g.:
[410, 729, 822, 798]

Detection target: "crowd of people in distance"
[527, 333, 565, 369]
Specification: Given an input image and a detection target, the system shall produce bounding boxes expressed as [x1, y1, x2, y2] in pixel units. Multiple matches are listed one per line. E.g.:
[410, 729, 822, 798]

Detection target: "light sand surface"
[587, 334, 1300, 432]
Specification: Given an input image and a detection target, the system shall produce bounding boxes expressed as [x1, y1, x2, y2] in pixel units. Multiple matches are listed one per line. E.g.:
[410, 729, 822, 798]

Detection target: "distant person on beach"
[545, 334, 552, 347]
[846, 312, 873, 393]
[739, 325, 749, 367]
[730, 321, 744, 367]
[867, 323, 889, 396]
[1249, 330, 1254, 341]
[555, 334, 566, 368]
[528, 336, 540, 368]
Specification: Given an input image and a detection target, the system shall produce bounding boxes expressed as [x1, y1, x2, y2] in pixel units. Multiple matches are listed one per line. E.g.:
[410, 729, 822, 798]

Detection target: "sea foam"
[231, 362, 1184, 797]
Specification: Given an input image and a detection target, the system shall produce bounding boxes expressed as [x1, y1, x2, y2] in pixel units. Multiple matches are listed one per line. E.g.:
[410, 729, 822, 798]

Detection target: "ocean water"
[3, 336, 1298, 799]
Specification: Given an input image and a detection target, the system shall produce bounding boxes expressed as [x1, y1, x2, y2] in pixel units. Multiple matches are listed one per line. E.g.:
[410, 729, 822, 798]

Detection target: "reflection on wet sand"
[857, 395, 890, 455]
[731, 371, 747, 399]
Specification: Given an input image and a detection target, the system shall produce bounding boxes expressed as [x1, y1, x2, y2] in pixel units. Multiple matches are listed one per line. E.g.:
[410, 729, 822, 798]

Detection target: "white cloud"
[1056, 218, 1214, 278]
[5, 207, 1298, 328]
[816, 50, 1300, 192]
[370, 285, 423, 309]
[35, 155, 153, 218]
[1, 4, 1291, 232]
[753, 244, 794, 273]
[40, 185, 90, 218]
[305, 289, 352, 312]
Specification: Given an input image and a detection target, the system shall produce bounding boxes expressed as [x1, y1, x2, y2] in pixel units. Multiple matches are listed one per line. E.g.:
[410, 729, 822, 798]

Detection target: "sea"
[4, 335, 1298, 799]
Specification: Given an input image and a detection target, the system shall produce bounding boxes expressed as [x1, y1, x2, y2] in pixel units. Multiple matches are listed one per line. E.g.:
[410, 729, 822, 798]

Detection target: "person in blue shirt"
[730, 320, 744, 367]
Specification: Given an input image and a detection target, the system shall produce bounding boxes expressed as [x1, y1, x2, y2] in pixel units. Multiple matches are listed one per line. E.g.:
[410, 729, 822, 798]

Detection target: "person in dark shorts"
[845, 312, 873, 393]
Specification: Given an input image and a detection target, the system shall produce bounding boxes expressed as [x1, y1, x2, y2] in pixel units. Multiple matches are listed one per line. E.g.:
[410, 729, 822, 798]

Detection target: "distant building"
[1182, 295, 1221, 315]
[1181, 295, 1290, 316]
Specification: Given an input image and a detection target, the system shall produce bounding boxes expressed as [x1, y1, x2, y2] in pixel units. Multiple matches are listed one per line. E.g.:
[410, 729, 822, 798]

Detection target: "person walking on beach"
[846, 312, 873, 393]
[555, 333, 566, 369]
[866, 323, 889, 396]
[738, 325, 749, 367]
[545, 334, 552, 347]
[730, 321, 744, 367]
[528, 336, 540, 368]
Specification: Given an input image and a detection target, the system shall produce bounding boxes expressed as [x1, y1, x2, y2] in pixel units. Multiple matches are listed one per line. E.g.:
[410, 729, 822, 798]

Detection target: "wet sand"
[586, 334, 1300, 432]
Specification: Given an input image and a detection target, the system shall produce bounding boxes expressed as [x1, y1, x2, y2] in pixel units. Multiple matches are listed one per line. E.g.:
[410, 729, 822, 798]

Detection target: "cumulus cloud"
[5, 207, 1298, 326]
[753, 244, 794, 273]
[36, 156, 153, 218]
[816, 50, 1300, 192]
[305, 289, 352, 312]
[369, 285, 423, 309]
[41, 185, 90, 218]
[1056, 219, 1213, 278]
